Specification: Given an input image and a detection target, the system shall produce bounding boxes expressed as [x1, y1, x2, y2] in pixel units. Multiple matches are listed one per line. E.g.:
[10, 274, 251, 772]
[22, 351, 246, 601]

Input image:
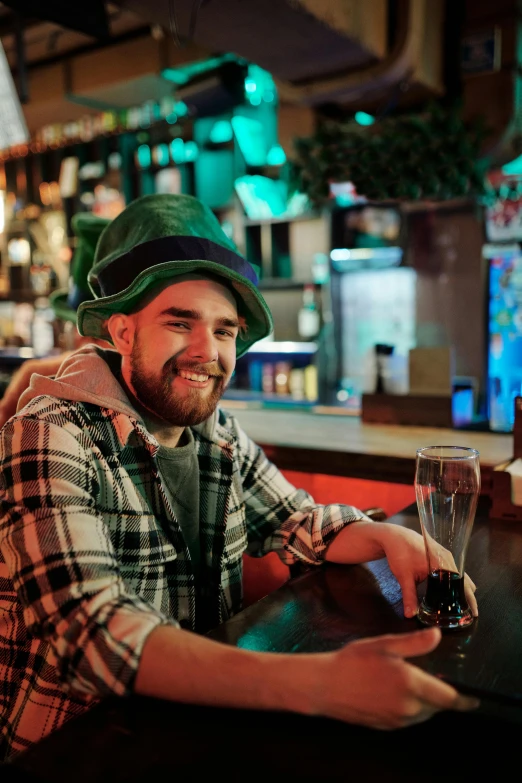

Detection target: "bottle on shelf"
[289, 368, 305, 401]
[274, 361, 291, 395]
[32, 297, 56, 357]
[297, 284, 320, 340]
[303, 364, 318, 402]
[262, 363, 275, 394]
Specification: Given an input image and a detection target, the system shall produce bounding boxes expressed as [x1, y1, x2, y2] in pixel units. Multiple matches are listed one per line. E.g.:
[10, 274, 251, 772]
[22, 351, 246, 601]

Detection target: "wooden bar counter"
[5, 497, 522, 782]
[223, 404, 513, 492]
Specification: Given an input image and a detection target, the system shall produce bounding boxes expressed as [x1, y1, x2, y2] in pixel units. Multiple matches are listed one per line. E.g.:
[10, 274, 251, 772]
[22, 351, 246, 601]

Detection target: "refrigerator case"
[329, 263, 416, 406]
[326, 203, 415, 407]
[486, 243, 522, 431]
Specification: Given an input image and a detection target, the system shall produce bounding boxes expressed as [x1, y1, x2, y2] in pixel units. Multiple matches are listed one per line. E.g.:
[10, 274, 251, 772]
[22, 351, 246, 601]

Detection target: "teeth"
[178, 370, 209, 382]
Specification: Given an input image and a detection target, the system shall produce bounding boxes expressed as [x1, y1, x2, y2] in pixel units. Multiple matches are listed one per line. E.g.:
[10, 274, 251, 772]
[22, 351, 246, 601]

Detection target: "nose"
[186, 327, 218, 363]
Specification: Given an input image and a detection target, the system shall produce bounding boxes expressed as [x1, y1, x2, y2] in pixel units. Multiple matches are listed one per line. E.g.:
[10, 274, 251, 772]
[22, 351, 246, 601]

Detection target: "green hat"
[77, 193, 273, 357]
[49, 213, 111, 323]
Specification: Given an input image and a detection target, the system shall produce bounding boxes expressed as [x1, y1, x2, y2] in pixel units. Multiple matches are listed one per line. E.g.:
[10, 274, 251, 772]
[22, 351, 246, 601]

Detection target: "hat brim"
[76, 260, 273, 358]
[49, 289, 78, 324]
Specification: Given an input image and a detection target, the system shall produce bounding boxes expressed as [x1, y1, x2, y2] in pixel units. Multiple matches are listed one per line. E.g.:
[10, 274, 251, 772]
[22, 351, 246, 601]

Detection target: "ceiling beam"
[7, 24, 152, 73]
[0, 1, 110, 39]
[0, 10, 40, 39]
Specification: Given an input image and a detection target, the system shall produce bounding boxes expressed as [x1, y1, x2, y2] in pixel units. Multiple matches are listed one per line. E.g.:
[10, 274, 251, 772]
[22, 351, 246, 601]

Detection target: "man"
[0, 194, 478, 760]
[0, 212, 111, 428]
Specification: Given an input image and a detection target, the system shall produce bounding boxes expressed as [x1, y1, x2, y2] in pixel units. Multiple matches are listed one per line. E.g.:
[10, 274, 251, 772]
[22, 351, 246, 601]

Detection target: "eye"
[167, 321, 190, 329]
[215, 329, 237, 338]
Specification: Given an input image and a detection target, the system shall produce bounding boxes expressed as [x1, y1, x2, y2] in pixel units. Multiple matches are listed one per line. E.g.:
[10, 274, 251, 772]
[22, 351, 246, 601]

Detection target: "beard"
[129, 341, 228, 427]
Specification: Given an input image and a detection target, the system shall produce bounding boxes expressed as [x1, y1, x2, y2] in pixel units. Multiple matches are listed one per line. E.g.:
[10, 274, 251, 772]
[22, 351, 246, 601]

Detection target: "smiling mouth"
[176, 369, 212, 383]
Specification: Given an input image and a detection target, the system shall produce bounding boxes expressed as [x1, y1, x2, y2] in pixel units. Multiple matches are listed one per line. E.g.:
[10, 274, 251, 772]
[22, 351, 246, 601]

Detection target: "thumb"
[362, 627, 442, 659]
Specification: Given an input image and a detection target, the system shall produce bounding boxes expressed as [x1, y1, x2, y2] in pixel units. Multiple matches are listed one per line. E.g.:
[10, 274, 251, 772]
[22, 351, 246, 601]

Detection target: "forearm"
[134, 624, 315, 716]
[324, 519, 388, 564]
[133, 623, 478, 731]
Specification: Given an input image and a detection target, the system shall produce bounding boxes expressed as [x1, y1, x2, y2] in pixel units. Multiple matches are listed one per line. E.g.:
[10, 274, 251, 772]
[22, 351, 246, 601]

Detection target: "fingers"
[464, 573, 478, 617]
[416, 670, 480, 712]
[360, 627, 442, 658]
[395, 575, 420, 619]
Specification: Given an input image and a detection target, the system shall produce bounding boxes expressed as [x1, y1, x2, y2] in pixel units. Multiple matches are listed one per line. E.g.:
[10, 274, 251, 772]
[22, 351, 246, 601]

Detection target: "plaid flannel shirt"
[0, 361, 368, 759]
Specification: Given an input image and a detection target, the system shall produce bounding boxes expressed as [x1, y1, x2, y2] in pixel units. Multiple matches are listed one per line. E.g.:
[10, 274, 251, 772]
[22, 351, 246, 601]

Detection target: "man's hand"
[325, 519, 478, 619]
[313, 627, 479, 729]
[136, 624, 479, 732]
[375, 523, 478, 620]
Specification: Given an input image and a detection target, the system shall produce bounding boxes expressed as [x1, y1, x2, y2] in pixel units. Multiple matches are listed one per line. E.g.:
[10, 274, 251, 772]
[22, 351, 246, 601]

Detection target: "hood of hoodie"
[16, 344, 218, 441]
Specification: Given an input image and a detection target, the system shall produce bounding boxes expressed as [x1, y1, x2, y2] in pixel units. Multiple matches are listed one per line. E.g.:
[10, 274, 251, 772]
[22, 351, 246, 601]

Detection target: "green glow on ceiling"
[355, 111, 375, 126]
[209, 120, 234, 144]
[162, 53, 239, 86]
[266, 144, 286, 166]
[244, 64, 277, 106]
[502, 154, 522, 175]
[231, 115, 267, 167]
[161, 69, 189, 85]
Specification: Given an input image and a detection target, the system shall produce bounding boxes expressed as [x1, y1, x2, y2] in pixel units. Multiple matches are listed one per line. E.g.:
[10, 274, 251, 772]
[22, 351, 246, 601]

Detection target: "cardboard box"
[361, 393, 453, 427]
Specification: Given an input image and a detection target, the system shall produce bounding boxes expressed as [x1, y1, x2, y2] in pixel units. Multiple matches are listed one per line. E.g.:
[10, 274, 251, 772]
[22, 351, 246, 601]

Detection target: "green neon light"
[136, 144, 151, 168]
[209, 120, 233, 144]
[231, 116, 267, 167]
[170, 138, 185, 164]
[184, 141, 199, 162]
[266, 144, 286, 166]
[154, 144, 170, 167]
[502, 154, 522, 175]
[161, 69, 189, 85]
[162, 54, 239, 86]
[244, 64, 277, 106]
[174, 101, 189, 117]
[355, 111, 375, 126]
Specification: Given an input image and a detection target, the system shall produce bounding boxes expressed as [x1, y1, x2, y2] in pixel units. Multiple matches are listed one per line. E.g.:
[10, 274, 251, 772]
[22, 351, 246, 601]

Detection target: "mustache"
[165, 360, 226, 378]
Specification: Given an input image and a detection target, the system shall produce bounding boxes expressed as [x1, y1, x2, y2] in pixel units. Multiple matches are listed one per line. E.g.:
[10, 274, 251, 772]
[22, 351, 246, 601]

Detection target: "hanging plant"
[290, 102, 489, 206]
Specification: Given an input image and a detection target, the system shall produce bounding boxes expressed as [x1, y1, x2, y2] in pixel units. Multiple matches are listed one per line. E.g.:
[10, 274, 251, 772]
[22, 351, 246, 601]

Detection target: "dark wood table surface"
[5, 496, 522, 782]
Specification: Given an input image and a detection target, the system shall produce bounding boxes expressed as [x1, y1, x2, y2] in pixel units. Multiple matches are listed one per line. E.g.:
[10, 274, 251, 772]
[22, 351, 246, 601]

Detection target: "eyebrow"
[158, 306, 240, 329]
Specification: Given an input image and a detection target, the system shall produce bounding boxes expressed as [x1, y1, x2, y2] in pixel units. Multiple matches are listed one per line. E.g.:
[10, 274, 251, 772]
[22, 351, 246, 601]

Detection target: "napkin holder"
[490, 396, 522, 522]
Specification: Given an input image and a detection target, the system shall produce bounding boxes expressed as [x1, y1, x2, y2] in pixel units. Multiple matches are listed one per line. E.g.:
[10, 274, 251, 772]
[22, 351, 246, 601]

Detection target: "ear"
[106, 314, 135, 356]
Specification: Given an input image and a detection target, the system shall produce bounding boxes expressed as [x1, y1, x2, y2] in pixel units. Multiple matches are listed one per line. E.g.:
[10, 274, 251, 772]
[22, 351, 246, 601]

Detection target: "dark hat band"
[92, 235, 259, 297]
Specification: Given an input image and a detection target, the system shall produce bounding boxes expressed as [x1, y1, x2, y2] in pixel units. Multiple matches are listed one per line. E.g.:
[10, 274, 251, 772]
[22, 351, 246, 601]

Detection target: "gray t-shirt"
[156, 428, 201, 580]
